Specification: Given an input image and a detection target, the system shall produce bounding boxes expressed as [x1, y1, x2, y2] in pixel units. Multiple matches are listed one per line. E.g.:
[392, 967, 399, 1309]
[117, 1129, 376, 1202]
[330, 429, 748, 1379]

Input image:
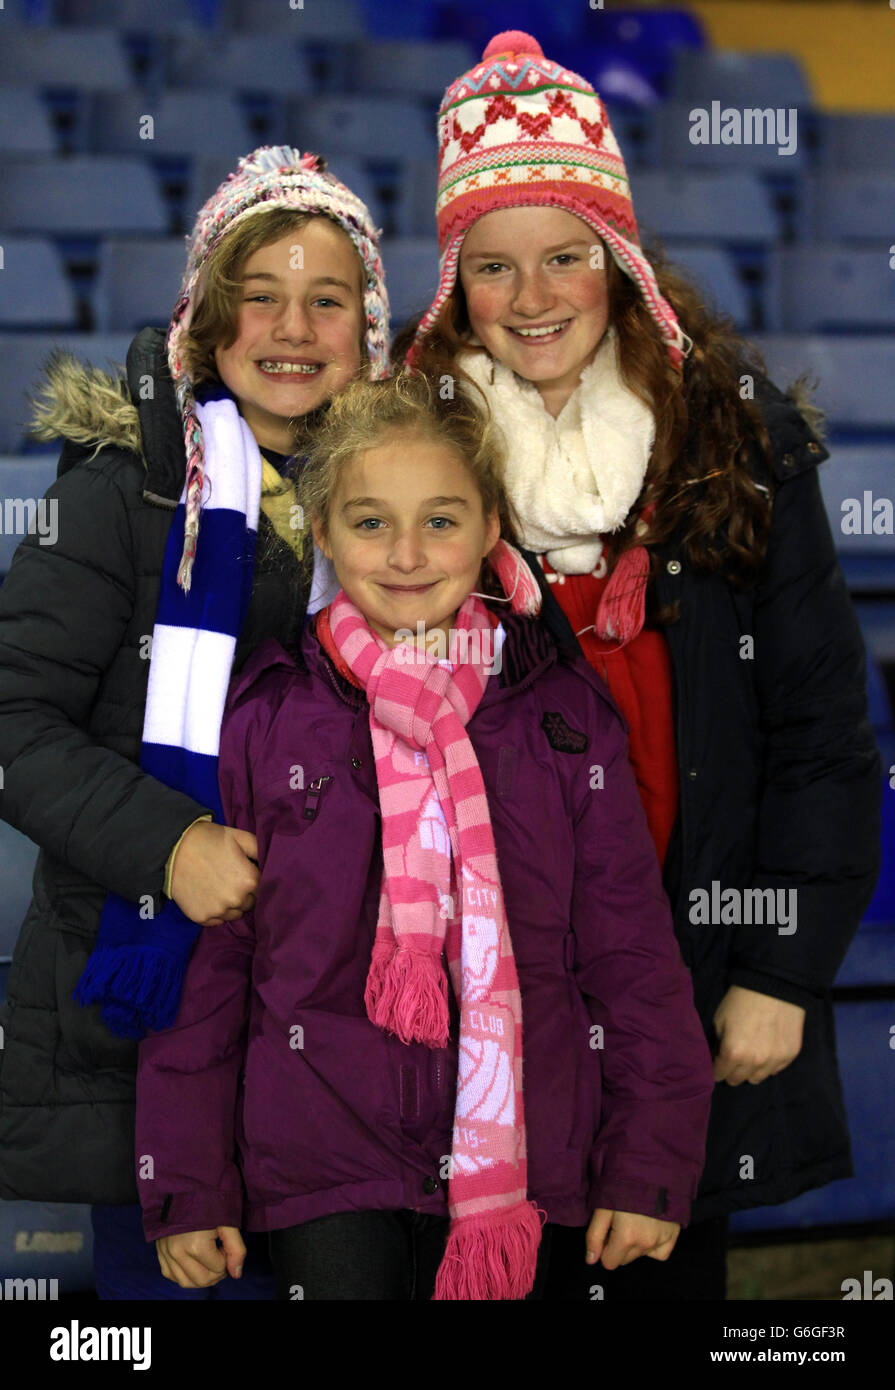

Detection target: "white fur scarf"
[459, 326, 656, 575]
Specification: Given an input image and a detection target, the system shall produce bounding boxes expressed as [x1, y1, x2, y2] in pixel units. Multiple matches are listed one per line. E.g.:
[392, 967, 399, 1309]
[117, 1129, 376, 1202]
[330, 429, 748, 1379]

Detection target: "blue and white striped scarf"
[73, 390, 263, 1039]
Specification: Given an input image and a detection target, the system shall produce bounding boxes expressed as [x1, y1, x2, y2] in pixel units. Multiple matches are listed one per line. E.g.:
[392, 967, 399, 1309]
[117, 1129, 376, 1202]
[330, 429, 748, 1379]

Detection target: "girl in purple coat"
[135, 371, 714, 1301]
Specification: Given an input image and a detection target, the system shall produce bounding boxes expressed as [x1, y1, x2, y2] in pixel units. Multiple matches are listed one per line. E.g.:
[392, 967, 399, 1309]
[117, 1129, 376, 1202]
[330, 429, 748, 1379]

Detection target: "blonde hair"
[180, 206, 367, 388]
[300, 371, 522, 599]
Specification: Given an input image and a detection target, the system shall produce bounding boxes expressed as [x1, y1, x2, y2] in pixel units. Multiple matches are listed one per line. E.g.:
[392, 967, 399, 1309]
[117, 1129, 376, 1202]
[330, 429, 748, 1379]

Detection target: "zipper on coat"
[302, 775, 332, 821]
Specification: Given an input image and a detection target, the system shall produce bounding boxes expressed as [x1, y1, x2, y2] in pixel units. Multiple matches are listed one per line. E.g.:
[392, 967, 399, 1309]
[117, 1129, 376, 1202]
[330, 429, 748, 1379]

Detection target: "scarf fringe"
[73, 946, 187, 1040]
[433, 1200, 544, 1301]
[596, 544, 650, 645]
[364, 941, 450, 1047]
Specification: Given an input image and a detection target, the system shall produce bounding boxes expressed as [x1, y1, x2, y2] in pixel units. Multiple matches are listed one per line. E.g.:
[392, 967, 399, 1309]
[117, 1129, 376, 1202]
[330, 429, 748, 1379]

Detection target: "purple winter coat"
[136, 614, 714, 1243]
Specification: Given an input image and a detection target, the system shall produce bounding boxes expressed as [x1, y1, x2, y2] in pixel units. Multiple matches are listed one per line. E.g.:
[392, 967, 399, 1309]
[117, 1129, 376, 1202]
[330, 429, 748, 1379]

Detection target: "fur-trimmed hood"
[30, 350, 143, 460]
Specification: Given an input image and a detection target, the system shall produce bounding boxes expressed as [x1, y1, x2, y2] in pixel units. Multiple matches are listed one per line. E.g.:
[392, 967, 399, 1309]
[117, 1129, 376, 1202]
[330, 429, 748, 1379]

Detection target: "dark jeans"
[91, 1202, 277, 1300]
[542, 1215, 729, 1301]
[268, 1209, 555, 1301]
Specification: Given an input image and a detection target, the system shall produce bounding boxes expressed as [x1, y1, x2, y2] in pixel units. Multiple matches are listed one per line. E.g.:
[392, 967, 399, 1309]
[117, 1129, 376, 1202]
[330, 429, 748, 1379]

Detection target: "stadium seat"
[356, 0, 436, 39]
[380, 238, 439, 334]
[351, 40, 476, 100]
[0, 88, 57, 154]
[630, 171, 778, 244]
[91, 92, 253, 159]
[0, 239, 78, 330]
[60, 0, 214, 26]
[391, 159, 439, 238]
[0, 333, 131, 453]
[93, 237, 185, 331]
[668, 49, 814, 109]
[797, 173, 895, 245]
[0, 158, 167, 235]
[292, 96, 436, 162]
[728, 1000, 895, 1231]
[0, 1199, 95, 1293]
[660, 241, 751, 328]
[164, 34, 314, 95]
[0, 26, 133, 90]
[817, 445, 895, 592]
[0, 820, 40, 957]
[750, 336, 895, 433]
[655, 99, 805, 170]
[854, 602, 895, 666]
[819, 114, 895, 170]
[231, 0, 365, 39]
[768, 247, 895, 333]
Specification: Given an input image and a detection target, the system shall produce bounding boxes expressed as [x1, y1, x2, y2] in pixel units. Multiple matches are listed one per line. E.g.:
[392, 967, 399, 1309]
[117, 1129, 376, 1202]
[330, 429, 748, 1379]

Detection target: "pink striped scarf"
[326, 563, 543, 1300]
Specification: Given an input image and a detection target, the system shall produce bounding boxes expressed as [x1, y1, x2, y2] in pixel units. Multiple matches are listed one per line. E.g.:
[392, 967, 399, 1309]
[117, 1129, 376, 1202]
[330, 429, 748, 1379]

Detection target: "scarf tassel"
[73, 946, 187, 1041]
[364, 941, 450, 1048]
[595, 544, 650, 645]
[433, 1200, 544, 1301]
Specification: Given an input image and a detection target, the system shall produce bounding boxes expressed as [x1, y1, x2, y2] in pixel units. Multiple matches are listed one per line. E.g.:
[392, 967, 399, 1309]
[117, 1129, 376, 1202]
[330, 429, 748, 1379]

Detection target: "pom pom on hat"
[482, 30, 543, 60]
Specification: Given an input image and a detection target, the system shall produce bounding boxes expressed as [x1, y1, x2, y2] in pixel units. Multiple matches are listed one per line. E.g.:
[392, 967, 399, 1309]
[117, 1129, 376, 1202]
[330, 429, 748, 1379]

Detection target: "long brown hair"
[398, 240, 778, 623]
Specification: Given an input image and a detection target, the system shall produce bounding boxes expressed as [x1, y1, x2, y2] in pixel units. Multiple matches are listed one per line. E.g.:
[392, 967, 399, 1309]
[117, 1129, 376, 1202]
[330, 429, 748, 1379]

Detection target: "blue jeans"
[267, 1209, 555, 1301]
[91, 1203, 277, 1300]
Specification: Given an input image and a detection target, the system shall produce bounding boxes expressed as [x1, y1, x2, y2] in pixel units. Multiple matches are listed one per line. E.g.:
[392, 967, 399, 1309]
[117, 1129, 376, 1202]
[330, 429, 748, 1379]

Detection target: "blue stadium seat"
[231, 0, 365, 39]
[797, 173, 895, 245]
[817, 446, 895, 554]
[0, 158, 167, 235]
[381, 239, 439, 334]
[729, 1000, 895, 1232]
[91, 92, 252, 159]
[854, 602, 895, 667]
[0, 239, 78, 330]
[0, 26, 133, 90]
[0, 454, 59, 574]
[164, 33, 314, 95]
[0, 1197, 95, 1292]
[750, 336, 895, 434]
[392, 158, 438, 238]
[768, 247, 895, 333]
[0, 819, 40, 957]
[0, 333, 131, 453]
[323, 158, 387, 232]
[0, 88, 57, 154]
[668, 48, 813, 109]
[60, 0, 213, 26]
[293, 96, 435, 162]
[820, 114, 895, 170]
[661, 241, 751, 328]
[630, 171, 777, 244]
[93, 237, 185, 331]
[352, 40, 476, 100]
[356, 0, 436, 39]
[655, 99, 805, 170]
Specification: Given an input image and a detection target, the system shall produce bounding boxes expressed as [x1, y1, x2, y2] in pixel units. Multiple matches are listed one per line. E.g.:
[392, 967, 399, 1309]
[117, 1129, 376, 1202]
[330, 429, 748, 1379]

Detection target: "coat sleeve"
[0, 455, 213, 902]
[136, 682, 263, 1241]
[567, 680, 716, 1227]
[727, 460, 882, 1004]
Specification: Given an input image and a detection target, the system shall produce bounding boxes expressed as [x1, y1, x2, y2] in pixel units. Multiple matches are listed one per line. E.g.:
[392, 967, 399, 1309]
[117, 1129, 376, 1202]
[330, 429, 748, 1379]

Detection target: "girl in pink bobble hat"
[403, 29, 882, 1303]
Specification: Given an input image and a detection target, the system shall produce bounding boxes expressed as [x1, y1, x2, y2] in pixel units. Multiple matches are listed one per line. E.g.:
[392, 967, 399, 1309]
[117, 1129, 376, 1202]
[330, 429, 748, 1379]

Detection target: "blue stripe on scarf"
[73, 396, 259, 1040]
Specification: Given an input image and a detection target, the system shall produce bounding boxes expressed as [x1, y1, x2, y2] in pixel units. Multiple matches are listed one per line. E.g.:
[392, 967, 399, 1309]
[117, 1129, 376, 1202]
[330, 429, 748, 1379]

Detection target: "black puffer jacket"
[0, 327, 578, 1204]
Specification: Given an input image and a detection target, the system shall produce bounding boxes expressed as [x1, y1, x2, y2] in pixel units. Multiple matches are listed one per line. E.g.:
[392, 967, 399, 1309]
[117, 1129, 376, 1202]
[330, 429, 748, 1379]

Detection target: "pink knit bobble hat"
[167, 146, 390, 592]
[409, 30, 691, 370]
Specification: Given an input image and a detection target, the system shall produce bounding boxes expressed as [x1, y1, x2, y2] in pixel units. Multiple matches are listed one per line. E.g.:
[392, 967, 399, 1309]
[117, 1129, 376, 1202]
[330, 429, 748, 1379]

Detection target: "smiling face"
[459, 205, 610, 418]
[214, 220, 364, 453]
[312, 428, 501, 649]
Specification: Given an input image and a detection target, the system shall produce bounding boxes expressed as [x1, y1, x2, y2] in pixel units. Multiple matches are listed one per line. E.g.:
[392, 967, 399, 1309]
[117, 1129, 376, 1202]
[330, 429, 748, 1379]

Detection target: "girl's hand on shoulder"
[585, 1209, 680, 1269]
[155, 1226, 246, 1288]
[712, 985, 806, 1086]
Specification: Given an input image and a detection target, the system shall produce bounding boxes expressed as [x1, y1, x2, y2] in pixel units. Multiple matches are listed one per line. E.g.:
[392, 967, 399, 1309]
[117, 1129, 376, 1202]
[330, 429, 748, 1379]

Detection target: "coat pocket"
[54, 930, 137, 1073]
